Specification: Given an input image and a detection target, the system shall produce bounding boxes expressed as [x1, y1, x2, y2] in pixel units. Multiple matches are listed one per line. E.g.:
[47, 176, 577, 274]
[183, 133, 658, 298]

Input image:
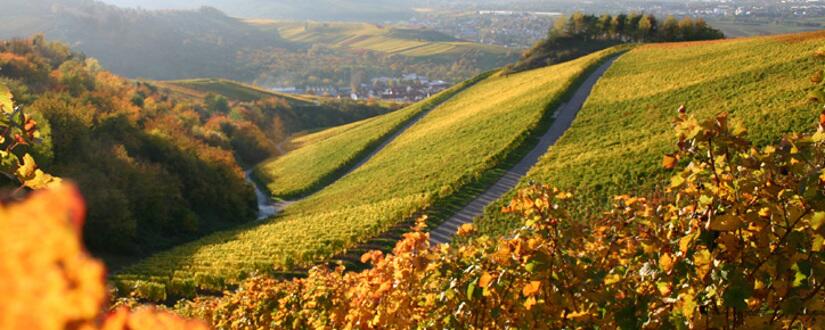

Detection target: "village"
[273, 73, 452, 103]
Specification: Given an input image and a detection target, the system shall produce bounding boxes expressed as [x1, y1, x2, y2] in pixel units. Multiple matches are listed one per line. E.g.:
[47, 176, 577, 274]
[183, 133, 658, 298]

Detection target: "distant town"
[273, 73, 452, 103]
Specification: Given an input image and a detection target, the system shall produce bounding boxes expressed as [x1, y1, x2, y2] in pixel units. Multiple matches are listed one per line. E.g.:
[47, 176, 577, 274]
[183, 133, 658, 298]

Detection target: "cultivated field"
[253, 75, 487, 199]
[151, 78, 319, 104]
[476, 31, 825, 236]
[114, 48, 621, 296]
[249, 20, 514, 59]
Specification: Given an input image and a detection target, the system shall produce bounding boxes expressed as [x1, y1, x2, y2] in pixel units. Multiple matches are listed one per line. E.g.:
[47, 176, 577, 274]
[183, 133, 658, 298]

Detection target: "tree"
[661, 16, 680, 41]
[638, 15, 656, 41]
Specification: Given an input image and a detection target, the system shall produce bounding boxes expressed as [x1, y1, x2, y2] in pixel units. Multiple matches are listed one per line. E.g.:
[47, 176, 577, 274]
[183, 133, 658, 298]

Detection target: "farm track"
[246, 78, 483, 220]
[429, 56, 619, 245]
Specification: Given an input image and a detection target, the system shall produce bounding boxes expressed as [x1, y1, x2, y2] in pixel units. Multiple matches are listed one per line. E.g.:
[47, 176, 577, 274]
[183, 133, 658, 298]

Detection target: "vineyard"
[254, 20, 514, 60]
[253, 74, 487, 199]
[477, 30, 825, 237]
[112, 47, 622, 299]
[151, 78, 320, 104]
[176, 109, 825, 328]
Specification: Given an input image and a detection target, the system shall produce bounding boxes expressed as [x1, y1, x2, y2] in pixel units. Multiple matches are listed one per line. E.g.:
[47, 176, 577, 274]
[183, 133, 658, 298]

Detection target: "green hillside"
[152, 78, 319, 104]
[113, 47, 621, 297]
[250, 20, 516, 62]
[253, 75, 486, 199]
[477, 30, 825, 236]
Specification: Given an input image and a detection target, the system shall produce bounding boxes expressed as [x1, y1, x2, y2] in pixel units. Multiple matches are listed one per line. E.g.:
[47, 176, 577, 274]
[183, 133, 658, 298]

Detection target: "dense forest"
[510, 12, 725, 73]
[0, 36, 392, 259]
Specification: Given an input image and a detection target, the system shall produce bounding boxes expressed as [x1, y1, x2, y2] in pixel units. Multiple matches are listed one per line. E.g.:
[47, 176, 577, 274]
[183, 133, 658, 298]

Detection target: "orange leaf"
[659, 253, 674, 274]
[479, 272, 494, 288]
[522, 281, 541, 297]
[663, 154, 678, 169]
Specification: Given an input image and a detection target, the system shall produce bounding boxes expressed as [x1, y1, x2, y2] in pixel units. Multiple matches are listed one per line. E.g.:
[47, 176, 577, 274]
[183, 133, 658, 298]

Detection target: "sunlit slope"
[477, 31, 825, 236]
[254, 76, 486, 199]
[152, 78, 319, 104]
[250, 20, 513, 58]
[114, 48, 620, 290]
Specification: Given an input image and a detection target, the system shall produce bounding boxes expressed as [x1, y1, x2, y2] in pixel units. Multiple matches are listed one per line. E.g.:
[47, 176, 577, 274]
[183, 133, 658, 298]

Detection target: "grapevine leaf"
[466, 277, 478, 300]
[811, 212, 825, 230]
[662, 154, 678, 169]
[659, 253, 674, 273]
[693, 249, 711, 279]
[522, 281, 541, 297]
[0, 151, 19, 175]
[0, 83, 13, 114]
[708, 214, 741, 231]
[16, 153, 37, 180]
[479, 272, 493, 288]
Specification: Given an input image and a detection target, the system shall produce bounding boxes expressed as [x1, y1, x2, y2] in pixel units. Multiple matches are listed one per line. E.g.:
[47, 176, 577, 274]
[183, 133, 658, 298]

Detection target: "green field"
[476, 30, 825, 236]
[113, 48, 621, 297]
[249, 20, 515, 60]
[151, 78, 320, 104]
[253, 75, 487, 199]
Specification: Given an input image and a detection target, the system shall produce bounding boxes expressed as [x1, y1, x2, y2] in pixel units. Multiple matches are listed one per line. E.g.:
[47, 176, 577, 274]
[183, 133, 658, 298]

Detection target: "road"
[429, 56, 619, 245]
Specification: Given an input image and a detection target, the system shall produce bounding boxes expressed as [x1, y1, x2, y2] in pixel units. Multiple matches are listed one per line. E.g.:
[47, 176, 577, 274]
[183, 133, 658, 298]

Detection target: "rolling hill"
[255, 21, 512, 58]
[253, 74, 487, 199]
[112, 47, 621, 298]
[476, 30, 825, 236]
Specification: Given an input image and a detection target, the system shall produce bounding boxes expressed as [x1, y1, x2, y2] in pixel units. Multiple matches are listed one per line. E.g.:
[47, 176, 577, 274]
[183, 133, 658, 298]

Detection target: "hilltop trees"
[510, 12, 724, 73]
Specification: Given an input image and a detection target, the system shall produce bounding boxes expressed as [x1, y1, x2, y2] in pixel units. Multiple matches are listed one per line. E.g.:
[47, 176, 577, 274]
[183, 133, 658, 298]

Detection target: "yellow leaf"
[604, 274, 621, 285]
[693, 249, 712, 279]
[16, 153, 36, 180]
[670, 175, 686, 188]
[656, 282, 671, 296]
[679, 232, 697, 255]
[813, 235, 824, 252]
[0, 83, 13, 114]
[811, 212, 825, 230]
[523, 297, 536, 310]
[659, 253, 674, 273]
[708, 214, 741, 231]
[522, 281, 541, 297]
[565, 310, 590, 320]
[23, 170, 61, 190]
[678, 290, 697, 319]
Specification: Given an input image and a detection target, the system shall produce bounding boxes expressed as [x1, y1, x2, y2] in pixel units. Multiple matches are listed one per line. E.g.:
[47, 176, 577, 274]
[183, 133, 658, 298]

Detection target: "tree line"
[509, 12, 725, 73]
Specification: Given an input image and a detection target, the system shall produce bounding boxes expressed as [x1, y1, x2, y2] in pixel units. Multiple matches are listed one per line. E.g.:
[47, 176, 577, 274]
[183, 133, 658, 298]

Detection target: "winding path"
[429, 56, 619, 245]
[245, 82, 480, 220]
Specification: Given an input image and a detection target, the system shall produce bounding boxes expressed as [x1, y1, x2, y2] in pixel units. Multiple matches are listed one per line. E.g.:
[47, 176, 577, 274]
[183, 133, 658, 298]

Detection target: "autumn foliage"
[165, 107, 825, 329]
[0, 184, 208, 330]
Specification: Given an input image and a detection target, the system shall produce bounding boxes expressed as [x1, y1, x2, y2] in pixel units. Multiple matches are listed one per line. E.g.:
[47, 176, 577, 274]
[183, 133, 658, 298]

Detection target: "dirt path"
[429, 56, 620, 244]
[244, 80, 481, 220]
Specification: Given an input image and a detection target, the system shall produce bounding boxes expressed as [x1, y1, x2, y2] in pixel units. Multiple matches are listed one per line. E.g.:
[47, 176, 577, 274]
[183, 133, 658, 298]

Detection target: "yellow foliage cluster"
[0, 185, 207, 330]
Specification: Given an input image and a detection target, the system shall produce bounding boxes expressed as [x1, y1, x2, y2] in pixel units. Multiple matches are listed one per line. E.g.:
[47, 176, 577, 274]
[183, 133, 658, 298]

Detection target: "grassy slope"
[114, 48, 620, 291]
[249, 20, 513, 58]
[253, 76, 486, 199]
[477, 30, 825, 237]
[151, 78, 319, 104]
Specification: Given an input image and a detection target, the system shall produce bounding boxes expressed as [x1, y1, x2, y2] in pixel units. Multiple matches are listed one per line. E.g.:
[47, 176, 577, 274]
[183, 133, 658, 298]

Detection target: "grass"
[476, 30, 825, 237]
[248, 20, 515, 59]
[253, 75, 488, 199]
[113, 48, 621, 298]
